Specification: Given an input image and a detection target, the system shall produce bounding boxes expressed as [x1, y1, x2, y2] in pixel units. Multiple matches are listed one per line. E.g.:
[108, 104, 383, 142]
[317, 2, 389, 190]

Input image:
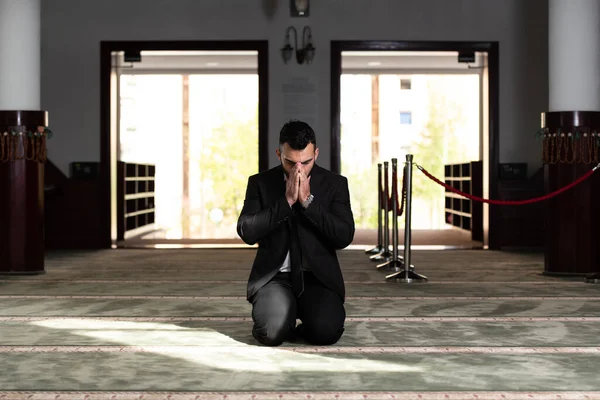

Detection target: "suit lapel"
[266, 165, 286, 201]
[308, 164, 324, 198]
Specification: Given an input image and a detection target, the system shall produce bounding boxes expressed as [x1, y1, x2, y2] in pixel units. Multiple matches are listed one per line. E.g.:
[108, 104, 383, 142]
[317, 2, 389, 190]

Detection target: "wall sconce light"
[281, 26, 316, 65]
[290, 0, 309, 17]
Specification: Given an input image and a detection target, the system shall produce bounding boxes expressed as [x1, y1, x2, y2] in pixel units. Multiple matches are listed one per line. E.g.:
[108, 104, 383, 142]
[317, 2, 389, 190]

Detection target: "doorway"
[100, 42, 269, 248]
[331, 42, 499, 249]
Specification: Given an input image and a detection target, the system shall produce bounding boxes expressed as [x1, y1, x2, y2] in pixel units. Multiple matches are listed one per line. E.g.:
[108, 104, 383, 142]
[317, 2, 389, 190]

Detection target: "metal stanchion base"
[585, 273, 600, 284]
[376, 258, 412, 271]
[365, 244, 384, 255]
[385, 268, 428, 283]
[370, 250, 392, 262]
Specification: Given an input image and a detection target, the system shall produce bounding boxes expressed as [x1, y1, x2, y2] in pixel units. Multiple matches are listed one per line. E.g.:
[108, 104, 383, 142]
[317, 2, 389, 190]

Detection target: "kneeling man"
[237, 120, 355, 346]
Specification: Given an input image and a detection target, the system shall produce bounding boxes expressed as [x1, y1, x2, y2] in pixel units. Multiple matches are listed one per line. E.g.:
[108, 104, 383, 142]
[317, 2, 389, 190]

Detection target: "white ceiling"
[114, 50, 485, 73]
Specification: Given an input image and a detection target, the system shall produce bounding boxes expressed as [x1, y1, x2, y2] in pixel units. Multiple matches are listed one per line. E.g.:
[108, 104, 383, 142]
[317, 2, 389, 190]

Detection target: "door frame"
[330, 40, 499, 249]
[100, 40, 269, 248]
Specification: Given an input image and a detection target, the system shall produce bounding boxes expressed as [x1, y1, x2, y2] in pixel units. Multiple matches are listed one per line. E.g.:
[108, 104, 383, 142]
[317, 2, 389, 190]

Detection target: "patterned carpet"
[0, 248, 599, 399]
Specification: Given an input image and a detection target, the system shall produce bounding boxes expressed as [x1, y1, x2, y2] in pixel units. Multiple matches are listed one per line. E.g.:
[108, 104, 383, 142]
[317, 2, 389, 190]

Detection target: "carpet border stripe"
[0, 346, 599, 354]
[2, 316, 600, 322]
[0, 279, 581, 285]
[1, 295, 598, 300]
[1, 392, 600, 399]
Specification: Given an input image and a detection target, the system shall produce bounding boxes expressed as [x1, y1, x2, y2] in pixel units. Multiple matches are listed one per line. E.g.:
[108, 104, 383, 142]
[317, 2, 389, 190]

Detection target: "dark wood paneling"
[488, 42, 500, 250]
[44, 160, 104, 249]
[497, 168, 545, 248]
[117, 161, 156, 240]
[443, 161, 483, 242]
[330, 41, 342, 173]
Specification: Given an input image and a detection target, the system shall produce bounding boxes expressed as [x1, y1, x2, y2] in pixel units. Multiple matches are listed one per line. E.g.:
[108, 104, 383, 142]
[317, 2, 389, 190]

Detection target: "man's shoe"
[293, 323, 306, 342]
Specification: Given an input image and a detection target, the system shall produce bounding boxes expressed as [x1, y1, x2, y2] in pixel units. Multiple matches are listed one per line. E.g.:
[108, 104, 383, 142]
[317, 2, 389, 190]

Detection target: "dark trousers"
[250, 271, 345, 346]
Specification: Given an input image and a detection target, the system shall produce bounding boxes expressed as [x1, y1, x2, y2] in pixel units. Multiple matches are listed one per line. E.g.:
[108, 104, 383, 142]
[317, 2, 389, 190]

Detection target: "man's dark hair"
[279, 120, 316, 150]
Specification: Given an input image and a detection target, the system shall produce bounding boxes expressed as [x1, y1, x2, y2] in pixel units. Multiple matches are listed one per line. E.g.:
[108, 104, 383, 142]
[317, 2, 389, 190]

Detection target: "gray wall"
[41, 0, 548, 176]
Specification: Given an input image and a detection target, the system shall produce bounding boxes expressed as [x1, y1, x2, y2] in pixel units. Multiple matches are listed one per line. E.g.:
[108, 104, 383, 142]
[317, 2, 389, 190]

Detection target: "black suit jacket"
[237, 164, 355, 303]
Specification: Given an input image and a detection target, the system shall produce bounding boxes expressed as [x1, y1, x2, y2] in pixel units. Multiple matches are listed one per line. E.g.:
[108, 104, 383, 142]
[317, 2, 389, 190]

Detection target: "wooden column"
[541, 111, 600, 275]
[0, 110, 48, 275]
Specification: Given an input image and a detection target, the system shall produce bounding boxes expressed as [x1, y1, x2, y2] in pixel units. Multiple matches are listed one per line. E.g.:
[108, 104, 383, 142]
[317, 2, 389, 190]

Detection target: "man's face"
[276, 142, 319, 178]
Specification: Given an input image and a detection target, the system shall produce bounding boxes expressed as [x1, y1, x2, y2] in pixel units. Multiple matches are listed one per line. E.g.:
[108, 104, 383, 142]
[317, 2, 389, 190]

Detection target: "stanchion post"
[386, 154, 427, 283]
[392, 159, 399, 263]
[377, 158, 404, 271]
[371, 161, 392, 262]
[365, 163, 384, 255]
[403, 155, 413, 274]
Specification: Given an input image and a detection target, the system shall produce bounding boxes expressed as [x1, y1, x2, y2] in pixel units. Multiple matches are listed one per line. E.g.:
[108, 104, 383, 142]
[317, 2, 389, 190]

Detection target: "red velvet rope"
[416, 164, 599, 205]
[379, 169, 385, 211]
[391, 164, 398, 211]
[379, 165, 406, 215]
[395, 167, 406, 215]
[382, 165, 389, 211]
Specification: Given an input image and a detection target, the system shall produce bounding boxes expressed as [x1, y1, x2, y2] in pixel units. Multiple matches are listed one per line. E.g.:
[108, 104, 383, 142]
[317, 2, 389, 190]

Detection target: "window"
[399, 111, 412, 125]
[400, 78, 412, 90]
